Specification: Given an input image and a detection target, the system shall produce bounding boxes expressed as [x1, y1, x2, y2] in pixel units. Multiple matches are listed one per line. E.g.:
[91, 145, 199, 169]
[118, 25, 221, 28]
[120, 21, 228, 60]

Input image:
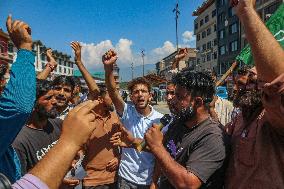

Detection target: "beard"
[174, 105, 196, 123]
[236, 90, 263, 122]
[36, 104, 59, 119]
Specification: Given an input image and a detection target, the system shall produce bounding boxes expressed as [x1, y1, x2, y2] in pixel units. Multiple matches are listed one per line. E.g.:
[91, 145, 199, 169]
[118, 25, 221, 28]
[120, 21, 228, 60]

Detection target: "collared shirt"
[83, 109, 122, 187]
[0, 49, 36, 182]
[118, 103, 163, 185]
[225, 74, 284, 189]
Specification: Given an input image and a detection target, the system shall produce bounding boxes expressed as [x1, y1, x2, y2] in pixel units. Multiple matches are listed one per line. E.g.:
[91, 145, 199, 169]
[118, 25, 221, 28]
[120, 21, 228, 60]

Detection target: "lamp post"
[141, 49, 145, 77]
[173, 1, 180, 71]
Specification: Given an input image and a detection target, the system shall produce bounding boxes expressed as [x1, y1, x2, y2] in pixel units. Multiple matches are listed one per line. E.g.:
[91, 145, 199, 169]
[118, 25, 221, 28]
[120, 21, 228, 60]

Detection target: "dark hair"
[0, 64, 8, 80]
[72, 77, 81, 87]
[127, 77, 151, 93]
[52, 76, 75, 91]
[36, 79, 52, 99]
[172, 71, 215, 105]
[97, 83, 107, 97]
[237, 65, 252, 75]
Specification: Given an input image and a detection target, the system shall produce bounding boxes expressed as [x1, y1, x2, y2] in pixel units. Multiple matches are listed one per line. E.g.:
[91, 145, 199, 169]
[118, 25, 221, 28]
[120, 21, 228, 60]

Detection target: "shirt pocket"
[236, 137, 256, 167]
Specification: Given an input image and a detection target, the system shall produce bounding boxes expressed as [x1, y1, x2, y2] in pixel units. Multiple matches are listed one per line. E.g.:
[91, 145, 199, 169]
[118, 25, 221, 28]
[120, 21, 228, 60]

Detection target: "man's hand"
[230, 0, 256, 17]
[102, 49, 118, 66]
[106, 157, 119, 172]
[174, 48, 188, 61]
[110, 126, 135, 147]
[61, 178, 80, 188]
[6, 14, 33, 50]
[71, 41, 82, 63]
[61, 100, 98, 148]
[46, 49, 57, 68]
[145, 124, 164, 152]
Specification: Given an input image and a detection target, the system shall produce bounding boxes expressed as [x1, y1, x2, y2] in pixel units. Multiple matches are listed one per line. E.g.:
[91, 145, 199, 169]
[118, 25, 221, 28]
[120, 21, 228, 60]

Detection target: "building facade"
[193, 0, 218, 72]
[156, 48, 196, 77]
[0, 29, 13, 64]
[216, 0, 241, 75]
[241, 0, 283, 48]
[32, 40, 74, 79]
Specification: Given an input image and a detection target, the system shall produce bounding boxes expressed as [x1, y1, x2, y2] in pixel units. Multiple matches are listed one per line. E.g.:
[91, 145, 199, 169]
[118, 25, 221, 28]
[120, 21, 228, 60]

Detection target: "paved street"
[152, 101, 170, 115]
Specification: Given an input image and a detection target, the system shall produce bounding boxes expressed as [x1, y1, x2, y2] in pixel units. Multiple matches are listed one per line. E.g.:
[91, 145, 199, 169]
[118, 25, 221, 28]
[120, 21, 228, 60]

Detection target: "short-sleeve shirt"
[12, 118, 62, 175]
[160, 118, 229, 189]
[118, 103, 163, 185]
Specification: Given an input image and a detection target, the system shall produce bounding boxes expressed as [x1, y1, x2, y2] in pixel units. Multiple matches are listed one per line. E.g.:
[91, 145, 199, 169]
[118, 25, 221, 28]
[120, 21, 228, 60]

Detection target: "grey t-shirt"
[12, 118, 62, 175]
[160, 118, 229, 189]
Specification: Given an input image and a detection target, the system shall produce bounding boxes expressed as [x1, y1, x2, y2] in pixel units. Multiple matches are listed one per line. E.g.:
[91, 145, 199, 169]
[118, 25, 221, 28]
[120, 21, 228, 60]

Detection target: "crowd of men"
[0, 0, 283, 189]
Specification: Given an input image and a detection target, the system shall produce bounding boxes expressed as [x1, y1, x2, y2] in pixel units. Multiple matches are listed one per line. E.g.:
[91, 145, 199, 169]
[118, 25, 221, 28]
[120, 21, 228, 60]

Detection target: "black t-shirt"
[12, 118, 62, 175]
[160, 118, 229, 189]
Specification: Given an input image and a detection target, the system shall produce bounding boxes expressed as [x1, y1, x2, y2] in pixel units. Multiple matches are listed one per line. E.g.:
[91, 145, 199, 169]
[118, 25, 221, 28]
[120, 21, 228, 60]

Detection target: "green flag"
[236, 3, 284, 65]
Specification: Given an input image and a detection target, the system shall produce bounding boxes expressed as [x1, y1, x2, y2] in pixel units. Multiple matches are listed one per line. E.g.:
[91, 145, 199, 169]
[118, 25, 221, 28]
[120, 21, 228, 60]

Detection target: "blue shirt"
[0, 49, 36, 182]
[118, 103, 163, 185]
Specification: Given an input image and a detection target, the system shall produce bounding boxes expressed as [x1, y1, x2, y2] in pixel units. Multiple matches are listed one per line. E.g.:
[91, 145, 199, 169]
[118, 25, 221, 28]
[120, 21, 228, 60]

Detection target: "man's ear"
[194, 97, 204, 107]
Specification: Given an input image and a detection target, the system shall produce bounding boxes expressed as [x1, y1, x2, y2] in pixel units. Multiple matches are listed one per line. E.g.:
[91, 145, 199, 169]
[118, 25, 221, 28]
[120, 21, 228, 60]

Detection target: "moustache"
[55, 95, 66, 101]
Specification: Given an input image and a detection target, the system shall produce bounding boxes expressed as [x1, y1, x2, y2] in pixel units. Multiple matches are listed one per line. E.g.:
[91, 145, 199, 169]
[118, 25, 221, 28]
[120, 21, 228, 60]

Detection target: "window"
[228, 7, 235, 17]
[214, 38, 217, 46]
[230, 23, 238, 34]
[207, 41, 212, 49]
[197, 58, 200, 64]
[202, 57, 206, 63]
[212, 9, 216, 18]
[213, 51, 217, 59]
[196, 47, 200, 51]
[8, 43, 13, 53]
[59, 66, 62, 73]
[230, 40, 238, 52]
[64, 68, 66, 74]
[197, 34, 200, 41]
[219, 46, 225, 55]
[207, 27, 211, 36]
[41, 63, 45, 69]
[202, 31, 206, 38]
[200, 19, 204, 27]
[205, 15, 209, 23]
[195, 22, 198, 30]
[202, 44, 206, 51]
[214, 24, 217, 32]
[64, 62, 66, 66]
[219, 0, 225, 6]
[207, 54, 211, 61]
[219, 12, 225, 23]
[219, 30, 225, 39]
[41, 53, 46, 61]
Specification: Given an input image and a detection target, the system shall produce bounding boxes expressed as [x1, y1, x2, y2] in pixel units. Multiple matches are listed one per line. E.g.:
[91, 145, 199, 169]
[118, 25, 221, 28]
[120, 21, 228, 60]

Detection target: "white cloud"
[182, 31, 196, 43]
[152, 41, 175, 57]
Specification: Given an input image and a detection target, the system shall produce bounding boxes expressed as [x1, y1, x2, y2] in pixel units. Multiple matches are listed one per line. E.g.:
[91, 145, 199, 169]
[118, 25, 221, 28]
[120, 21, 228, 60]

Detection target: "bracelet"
[46, 62, 57, 71]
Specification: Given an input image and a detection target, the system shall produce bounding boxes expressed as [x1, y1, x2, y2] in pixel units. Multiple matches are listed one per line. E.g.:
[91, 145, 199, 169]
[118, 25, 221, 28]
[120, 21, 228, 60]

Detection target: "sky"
[0, 0, 204, 72]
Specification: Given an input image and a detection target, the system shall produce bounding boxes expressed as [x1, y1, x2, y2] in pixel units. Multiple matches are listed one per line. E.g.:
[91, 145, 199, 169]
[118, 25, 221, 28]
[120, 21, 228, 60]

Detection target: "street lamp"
[173, 1, 180, 71]
[141, 49, 145, 77]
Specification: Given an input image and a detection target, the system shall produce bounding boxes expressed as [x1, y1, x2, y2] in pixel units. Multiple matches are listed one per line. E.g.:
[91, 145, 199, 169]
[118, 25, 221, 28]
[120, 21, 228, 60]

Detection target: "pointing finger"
[6, 14, 12, 33]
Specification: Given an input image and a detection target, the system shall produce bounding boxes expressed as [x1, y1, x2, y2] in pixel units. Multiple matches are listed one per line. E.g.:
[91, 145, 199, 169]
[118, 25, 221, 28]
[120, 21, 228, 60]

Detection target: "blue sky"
[0, 0, 204, 71]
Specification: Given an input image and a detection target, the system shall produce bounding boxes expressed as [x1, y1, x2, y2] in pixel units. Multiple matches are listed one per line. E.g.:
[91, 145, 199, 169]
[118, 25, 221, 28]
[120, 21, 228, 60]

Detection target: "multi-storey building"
[33, 40, 74, 79]
[193, 0, 218, 72]
[0, 29, 13, 64]
[216, 0, 241, 75]
[241, 0, 283, 48]
[156, 48, 196, 77]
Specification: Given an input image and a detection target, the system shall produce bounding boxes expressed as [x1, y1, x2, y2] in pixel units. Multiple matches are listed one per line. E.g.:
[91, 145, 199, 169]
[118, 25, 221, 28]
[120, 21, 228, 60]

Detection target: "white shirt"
[118, 103, 163, 185]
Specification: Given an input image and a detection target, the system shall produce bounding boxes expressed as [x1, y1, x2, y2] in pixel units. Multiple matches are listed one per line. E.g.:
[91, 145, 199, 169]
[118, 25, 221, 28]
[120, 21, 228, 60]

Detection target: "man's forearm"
[104, 65, 117, 92]
[37, 67, 52, 80]
[239, 7, 284, 82]
[151, 146, 197, 189]
[29, 139, 80, 189]
[76, 61, 100, 99]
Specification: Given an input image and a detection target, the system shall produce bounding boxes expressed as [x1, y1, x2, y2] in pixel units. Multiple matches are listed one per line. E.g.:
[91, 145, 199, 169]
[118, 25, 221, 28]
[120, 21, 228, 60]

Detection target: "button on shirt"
[118, 103, 163, 185]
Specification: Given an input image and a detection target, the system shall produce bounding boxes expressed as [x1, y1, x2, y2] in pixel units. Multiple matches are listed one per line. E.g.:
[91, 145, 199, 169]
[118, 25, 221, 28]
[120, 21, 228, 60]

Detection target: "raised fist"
[6, 14, 33, 50]
[71, 41, 82, 63]
[102, 49, 118, 66]
[230, 0, 256, 17]
[46, 49, 57, 68]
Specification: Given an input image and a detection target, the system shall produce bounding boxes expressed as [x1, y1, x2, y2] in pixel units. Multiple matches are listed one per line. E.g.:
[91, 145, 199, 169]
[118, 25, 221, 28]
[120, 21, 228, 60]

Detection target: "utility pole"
[173, 1, 180, 71]
[141, 49, 145, 77]
[131, 61, 134, 80]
